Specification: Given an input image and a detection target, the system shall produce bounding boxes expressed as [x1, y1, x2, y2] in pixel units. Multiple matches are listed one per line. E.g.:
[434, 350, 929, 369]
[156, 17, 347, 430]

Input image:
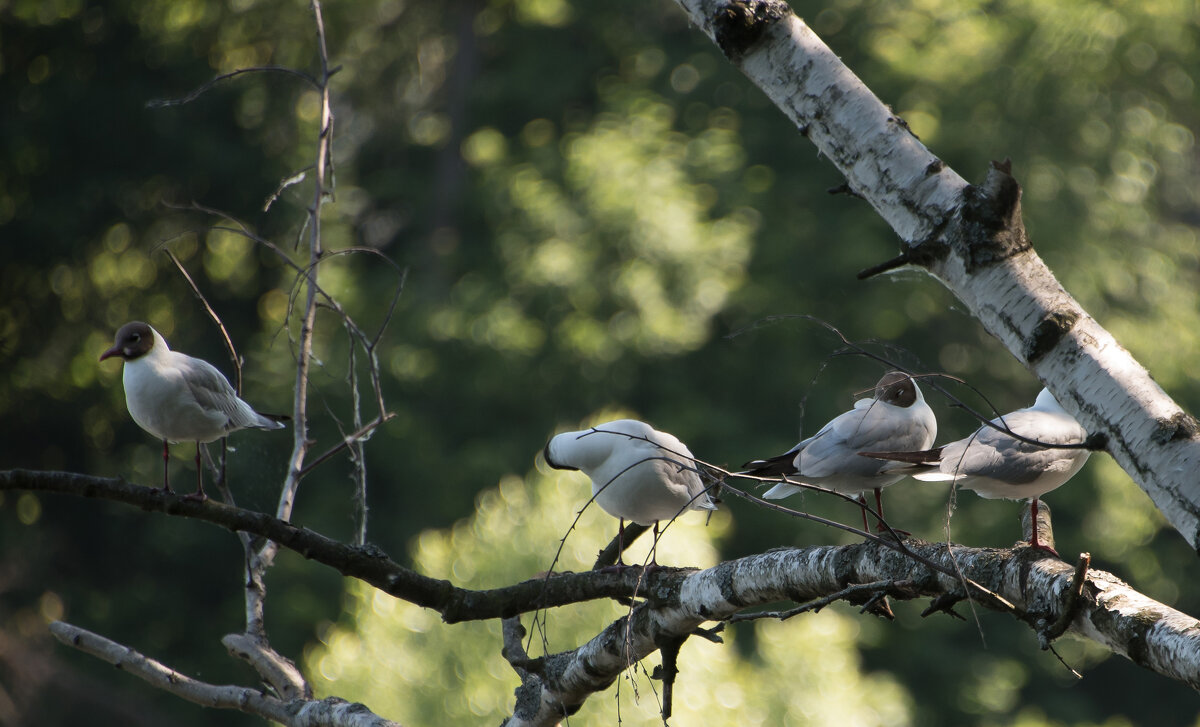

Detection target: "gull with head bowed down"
[741, 371, 937, 533]
[100, 321, 288, 501]
[543, 419, 717, 567]
[861, 387, 1090, 555]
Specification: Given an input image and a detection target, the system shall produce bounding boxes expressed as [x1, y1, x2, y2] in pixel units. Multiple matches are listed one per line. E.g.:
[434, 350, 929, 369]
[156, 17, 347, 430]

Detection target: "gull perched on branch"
[100, 321, 287, 501]
[741, 371, 937, 532]
[543, 419, 717, 567]
[861, 387, 1089, 554]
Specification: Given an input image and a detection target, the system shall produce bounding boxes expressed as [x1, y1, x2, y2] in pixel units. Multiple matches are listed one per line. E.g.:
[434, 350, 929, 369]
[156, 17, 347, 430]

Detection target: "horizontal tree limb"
[7, 468, 1197, 723]
[0, 469, 672, 622]
[504, 539, 1200, 726]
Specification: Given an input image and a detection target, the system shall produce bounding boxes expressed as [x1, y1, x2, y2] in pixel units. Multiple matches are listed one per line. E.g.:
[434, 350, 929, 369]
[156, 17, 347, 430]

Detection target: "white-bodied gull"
[861, 387, 1089, 554]
[543, 419, 716, 567]
[100, 321, 287, 500]
[741, 371, 937, 532]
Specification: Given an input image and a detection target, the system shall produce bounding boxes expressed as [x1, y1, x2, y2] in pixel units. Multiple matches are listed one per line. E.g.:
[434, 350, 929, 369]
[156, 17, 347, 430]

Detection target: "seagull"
[741, 371, 937, 532]
[860, 387, 1089, 554]
[100, 321, 287, 501]
[543, 419, 717, 567]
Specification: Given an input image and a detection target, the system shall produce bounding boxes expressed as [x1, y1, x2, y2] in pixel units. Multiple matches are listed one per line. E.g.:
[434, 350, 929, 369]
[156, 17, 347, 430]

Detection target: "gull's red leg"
[1028, 499, 1059, 556]
[183, 442, 208, 502]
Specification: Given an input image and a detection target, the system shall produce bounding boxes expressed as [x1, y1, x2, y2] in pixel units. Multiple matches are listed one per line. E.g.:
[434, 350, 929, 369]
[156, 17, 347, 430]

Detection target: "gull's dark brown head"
[99, 321, 156, 362]
[875, 371, 917, 407]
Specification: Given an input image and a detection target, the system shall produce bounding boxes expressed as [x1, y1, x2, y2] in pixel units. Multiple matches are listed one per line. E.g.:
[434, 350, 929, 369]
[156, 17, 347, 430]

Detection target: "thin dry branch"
[726, 579, 915, 623]
[222, 633, 311, 702]
[48, 622, 398, 727]
[248, 0, 338, 656]
[146, 66, 321, 109]
[162, 250, 242, 392]
[144, 1, 372, 703]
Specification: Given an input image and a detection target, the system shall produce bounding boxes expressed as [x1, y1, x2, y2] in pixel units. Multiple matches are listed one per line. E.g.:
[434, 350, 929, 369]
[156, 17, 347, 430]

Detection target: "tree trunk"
[671, 0, 1200, 549]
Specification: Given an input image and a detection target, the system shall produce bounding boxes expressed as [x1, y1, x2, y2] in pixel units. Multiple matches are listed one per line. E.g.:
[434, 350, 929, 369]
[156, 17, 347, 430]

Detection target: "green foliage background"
[1, 0, 1198, 724]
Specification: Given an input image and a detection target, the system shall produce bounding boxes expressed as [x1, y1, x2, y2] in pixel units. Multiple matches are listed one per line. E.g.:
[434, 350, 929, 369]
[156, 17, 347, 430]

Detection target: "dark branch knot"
[958, 159, 1032, 272]
[1024, 309, 1080, 363]
[711, 0, 792, 61]
[1151, 412, 1200, 445]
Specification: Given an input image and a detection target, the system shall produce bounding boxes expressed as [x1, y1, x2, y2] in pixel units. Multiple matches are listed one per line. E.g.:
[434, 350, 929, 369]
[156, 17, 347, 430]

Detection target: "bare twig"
[49, 622, 399, 727]
[1040, 552, 1092, 646]
[501, 617, 545, 675]
[727, 580, 914, 623]
[221, 633, 310, 701]
[146, 66, 321, 108]
[296, 414, 395, 478]
[162, 250, 242, 392]
[652, 634, 685, 720]
[264, 168, 313, 212]
[921, 592, 967, 620]
[856, 252, 912, 279]
[730, 315, 1091, 451]
[345, 331, 369, 545]
[161, 206, 405, 386]
[238, 1, 338, 690]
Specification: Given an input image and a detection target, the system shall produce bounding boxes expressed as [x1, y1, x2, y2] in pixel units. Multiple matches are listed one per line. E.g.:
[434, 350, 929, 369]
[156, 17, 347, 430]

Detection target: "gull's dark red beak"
[99, 345, 122, 362]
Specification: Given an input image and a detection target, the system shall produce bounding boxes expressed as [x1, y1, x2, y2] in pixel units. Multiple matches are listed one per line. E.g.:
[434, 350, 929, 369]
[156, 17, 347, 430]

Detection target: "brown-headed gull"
[543, 419, 716, 567]
[861, 387, 1089, 554]
[100, 321, 287, 501]
[741, 371, 937, 532]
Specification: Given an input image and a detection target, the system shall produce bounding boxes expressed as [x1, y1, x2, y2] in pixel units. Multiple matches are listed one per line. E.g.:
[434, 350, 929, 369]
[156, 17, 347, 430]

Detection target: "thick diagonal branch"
[671, 0, 1200, 550]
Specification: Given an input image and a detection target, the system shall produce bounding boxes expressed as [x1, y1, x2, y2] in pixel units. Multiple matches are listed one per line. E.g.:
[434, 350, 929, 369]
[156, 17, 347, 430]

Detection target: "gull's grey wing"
[799, 399, 934, 478]
[179, 355, 256, 430]
[938, 409, 1086, 484]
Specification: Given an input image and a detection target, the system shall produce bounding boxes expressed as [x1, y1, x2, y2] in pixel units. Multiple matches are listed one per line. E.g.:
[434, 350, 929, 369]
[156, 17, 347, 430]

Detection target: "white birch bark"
[501, 540, 1200, 726]
[21, 3, 1200, 725]
[671, 0, 1200, 548]
[3, 471, 1195, 723]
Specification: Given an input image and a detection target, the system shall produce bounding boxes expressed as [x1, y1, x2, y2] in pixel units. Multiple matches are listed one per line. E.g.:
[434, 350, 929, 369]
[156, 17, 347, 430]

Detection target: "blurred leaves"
[308, 464, 912, 725]
[1, 0, 1199, 725]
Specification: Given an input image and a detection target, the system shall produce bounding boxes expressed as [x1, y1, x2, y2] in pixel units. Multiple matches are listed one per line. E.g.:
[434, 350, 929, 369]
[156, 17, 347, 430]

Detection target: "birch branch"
[48, 622, 400, 727]
[670, 0, 1200, 550]
[7, 468, 1196, 704]
[501, 540, 1200, 726]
